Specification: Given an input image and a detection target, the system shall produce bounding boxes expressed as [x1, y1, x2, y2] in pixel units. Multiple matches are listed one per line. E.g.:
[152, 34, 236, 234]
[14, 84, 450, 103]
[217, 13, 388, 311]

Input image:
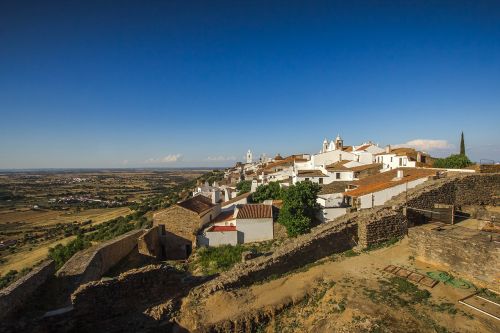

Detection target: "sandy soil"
[178, 238, 498, 332]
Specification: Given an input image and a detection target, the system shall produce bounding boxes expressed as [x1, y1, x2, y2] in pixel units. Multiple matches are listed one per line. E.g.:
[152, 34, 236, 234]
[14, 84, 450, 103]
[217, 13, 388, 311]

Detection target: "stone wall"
[195, 173, 500, 296]
[71, 264, 190, 320]
[57, 229, 144, 286]
[138, 226, 162, 259]
[0, 260, 55, 320]
[358, 173, 500, 247]
[408, 224, 499, 290]
[195, 219, 358, 295]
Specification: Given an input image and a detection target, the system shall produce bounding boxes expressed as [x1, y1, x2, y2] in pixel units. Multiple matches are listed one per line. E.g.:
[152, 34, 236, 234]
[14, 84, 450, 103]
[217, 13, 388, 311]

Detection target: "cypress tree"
[460, 132, 465, 155]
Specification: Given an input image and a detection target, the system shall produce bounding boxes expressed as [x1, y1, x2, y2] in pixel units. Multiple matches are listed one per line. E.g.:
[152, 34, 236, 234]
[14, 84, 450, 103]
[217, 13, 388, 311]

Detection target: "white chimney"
[397, 170, 404, 179]
[386, 145, 391, 154]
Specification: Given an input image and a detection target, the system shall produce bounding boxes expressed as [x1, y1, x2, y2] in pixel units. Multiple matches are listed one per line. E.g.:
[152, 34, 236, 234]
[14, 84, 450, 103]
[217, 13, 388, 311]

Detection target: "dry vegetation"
[0, 169, 205, 277]
[178, 238, 498, 333]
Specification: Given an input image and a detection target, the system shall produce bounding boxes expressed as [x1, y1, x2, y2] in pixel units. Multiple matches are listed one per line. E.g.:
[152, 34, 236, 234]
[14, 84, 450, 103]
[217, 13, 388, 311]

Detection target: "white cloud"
[145, 154, 183, 164]
[394, 139, 453, 152]
[122, 160, 129, 165]
[206, 155, 236, 161]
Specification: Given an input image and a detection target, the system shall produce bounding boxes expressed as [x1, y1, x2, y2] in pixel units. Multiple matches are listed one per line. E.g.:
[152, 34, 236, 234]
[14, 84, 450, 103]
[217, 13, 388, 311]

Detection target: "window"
[305, 178, 309, 181]
[336, 173, 341, 179]
[319, 178, 323, 184]
[399, 158, 402, 166]
[390, 157, 393, 162]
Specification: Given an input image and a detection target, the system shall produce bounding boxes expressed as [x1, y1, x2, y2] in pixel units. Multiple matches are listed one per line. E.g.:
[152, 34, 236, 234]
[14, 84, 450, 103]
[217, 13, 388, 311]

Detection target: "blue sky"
[1, 1, 499, 168]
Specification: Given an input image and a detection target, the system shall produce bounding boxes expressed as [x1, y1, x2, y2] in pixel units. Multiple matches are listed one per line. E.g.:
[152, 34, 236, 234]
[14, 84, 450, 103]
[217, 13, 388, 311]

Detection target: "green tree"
[433, 154, 472, 169]
[236, 180, 252, 195]
[460, 131, 465, 155]
[278, 181, 320, 236]
[252, 181, 283, 202]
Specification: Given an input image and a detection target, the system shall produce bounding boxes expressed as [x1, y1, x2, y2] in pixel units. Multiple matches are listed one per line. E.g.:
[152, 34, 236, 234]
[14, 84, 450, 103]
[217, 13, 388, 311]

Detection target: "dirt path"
[178, 238, 498, 332]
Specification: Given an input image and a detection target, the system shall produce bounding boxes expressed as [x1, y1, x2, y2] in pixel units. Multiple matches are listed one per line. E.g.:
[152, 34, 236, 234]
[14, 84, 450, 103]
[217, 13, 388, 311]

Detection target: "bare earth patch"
[177, 238, 498, 332]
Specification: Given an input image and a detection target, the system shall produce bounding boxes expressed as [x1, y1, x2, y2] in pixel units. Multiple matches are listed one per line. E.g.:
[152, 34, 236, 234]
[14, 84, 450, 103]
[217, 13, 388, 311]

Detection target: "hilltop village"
[1, 135, 499, 333]
[151, 135, 438, 257]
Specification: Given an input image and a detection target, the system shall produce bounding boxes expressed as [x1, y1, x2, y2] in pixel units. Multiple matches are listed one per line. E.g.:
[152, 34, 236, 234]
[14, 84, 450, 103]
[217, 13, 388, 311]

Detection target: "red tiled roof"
[212, 210, 235, 223]
[208, 225, 236, 232]
[355, 144, 372, 151]
[177, 195, 215, 214]
[236, 204, 273, 219]
[344, 168, 437, 197]
[326, 160, 351, 171]
[297, 170, 327, 177]
[350, 163, 383, 172]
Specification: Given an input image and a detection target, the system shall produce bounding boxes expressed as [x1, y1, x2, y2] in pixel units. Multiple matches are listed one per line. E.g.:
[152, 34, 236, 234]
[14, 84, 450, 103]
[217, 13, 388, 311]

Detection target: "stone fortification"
[0, 260, 55, 320]
[57, 229, 144, 286]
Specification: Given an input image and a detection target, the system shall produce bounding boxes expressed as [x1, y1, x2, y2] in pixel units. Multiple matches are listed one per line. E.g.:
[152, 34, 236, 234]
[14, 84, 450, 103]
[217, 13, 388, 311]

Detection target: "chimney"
[417, 152, 422, 163]
[397, 170, 404, 179]
[385, 145, 391, 154]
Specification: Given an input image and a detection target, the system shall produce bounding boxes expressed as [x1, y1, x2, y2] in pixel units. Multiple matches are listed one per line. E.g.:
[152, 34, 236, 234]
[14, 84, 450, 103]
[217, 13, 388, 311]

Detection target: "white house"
[374, 146, 431, 172]
[292, 169, 329, 185]
[235, 204, 274, 243]
[198, 203, 274, 246]
[192, 181, 222, 203]
[316, 181, 351, 222]
[344, 168, 437, 209]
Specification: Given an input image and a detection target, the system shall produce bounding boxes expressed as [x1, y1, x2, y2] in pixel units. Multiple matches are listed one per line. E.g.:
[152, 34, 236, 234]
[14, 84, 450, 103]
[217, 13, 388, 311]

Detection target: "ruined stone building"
[153, 195, 221, 259]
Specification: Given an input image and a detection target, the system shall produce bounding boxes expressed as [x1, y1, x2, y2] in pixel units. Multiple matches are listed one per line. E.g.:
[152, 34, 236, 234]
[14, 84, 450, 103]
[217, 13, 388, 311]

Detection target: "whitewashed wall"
[317, 207, 347, 222]
[358, 177, 429, 209]
[313, 150, 357, 167]
[236, 218, 274, 243]
[197, 230, 238, 247]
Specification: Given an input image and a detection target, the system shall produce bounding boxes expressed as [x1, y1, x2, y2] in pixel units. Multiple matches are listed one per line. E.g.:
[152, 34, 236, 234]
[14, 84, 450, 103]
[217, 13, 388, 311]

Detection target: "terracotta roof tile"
[326, 160, 351, 171]
[208, 225, 236, 232]
[344, 168, 437, 197]
[297, 170, 327, 177]
[177, 195, 215, 214]
[236, 204, 273, 219]
[212, 210, 235, 223]
[350, 163, 383, 172]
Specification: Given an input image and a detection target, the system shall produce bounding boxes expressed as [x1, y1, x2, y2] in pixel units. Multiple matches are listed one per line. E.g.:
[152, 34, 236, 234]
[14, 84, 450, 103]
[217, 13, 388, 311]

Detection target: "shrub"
[48, 235, 91, 269]
[278, 181, 320, 236]
[236, 180, 252, 195]
[433, 154, 472, 169]
[0, 270, 18, 289]
[196, 245, 246, 275]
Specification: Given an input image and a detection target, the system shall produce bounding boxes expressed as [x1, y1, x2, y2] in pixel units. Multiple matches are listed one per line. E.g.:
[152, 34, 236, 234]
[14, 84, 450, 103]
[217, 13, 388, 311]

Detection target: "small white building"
[198, 203, 274, 246]
[235, 204, 274, 243]
[292, 169, 329, 185]
[200, 225, 238, 246]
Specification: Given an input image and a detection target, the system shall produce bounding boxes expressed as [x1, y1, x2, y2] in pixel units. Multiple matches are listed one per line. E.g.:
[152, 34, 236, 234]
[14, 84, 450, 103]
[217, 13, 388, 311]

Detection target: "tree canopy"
[236, 180, 252, 195]
[460, 132, 465, 155]
[252, 181, 284, 202]
[277, 181, 321, 237]
[433, 154, 472, 169]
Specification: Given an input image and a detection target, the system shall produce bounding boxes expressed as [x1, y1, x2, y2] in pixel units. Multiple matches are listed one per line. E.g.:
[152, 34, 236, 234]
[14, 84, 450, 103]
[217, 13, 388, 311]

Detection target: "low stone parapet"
[0, 260, 55, 320]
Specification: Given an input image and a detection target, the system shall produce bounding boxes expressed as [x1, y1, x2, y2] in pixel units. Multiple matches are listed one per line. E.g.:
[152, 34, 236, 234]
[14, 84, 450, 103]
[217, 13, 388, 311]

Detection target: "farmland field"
[0, 169, 208, 276]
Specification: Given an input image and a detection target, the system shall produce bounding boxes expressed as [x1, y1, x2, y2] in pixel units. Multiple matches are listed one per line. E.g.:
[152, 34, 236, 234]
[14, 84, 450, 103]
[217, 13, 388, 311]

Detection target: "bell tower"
[335, 134, 343, 150]
[246, 149, 253, 164]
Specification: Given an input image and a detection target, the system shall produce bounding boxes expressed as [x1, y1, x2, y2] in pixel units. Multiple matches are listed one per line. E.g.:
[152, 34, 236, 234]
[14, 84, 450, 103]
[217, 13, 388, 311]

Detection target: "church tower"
[334, 134, 343, 150]
[322, 138, 328, 153]
[246, 149, 253, 164]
